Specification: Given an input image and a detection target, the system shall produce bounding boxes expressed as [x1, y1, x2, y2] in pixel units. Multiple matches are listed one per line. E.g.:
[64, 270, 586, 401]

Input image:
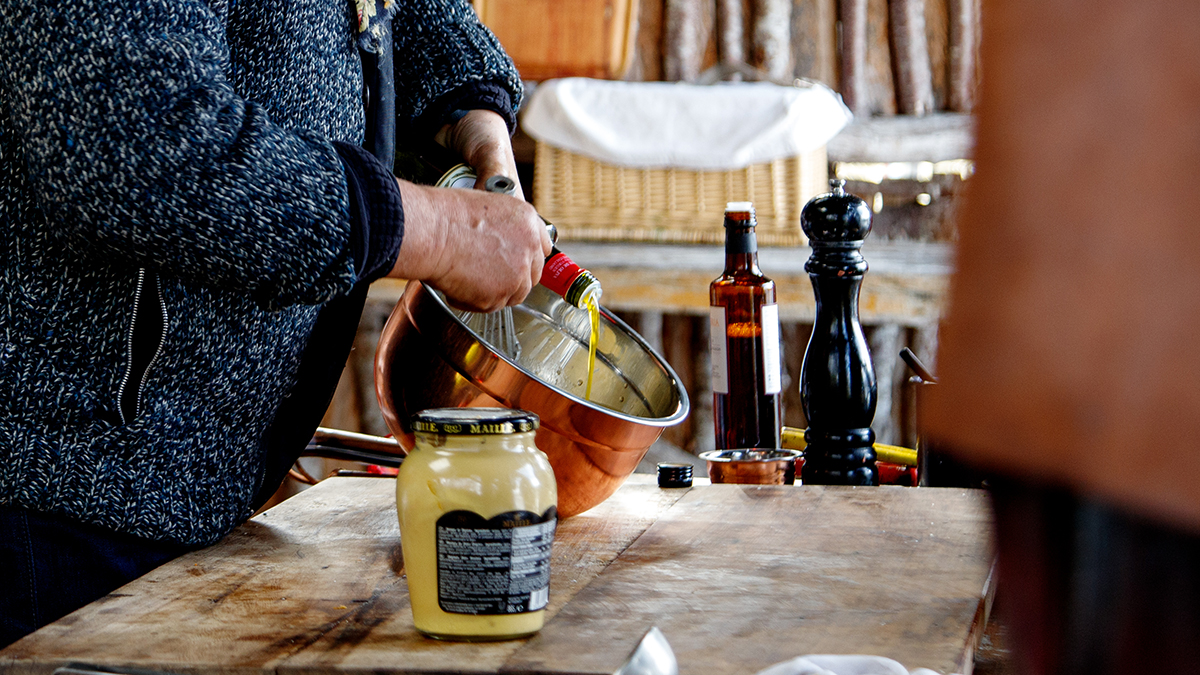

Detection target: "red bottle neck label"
[541, 251, 582, 297]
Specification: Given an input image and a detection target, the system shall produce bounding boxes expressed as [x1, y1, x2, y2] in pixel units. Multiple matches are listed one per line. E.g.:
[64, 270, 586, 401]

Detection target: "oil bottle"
[709, 202, 783, 450]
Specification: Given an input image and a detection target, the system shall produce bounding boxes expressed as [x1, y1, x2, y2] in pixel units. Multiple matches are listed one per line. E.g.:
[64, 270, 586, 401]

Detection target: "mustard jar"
[396, 408, 557, 641]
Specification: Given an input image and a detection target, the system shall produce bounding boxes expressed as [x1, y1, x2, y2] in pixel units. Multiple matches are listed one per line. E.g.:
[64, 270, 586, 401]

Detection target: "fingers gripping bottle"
[438, 167, 602, 309]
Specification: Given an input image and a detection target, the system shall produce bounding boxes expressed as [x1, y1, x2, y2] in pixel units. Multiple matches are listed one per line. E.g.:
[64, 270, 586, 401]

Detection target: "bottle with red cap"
[540, 238, 602, 309]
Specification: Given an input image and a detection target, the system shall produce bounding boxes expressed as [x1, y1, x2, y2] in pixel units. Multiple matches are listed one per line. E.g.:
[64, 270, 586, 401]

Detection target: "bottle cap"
[724, 202, 757, 232]
[410, 407, 539, 435]
[657, 462, 694, 488]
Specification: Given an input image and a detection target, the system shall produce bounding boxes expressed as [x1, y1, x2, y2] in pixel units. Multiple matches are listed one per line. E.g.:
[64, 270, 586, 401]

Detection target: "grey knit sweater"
[0, 0, 521, 545]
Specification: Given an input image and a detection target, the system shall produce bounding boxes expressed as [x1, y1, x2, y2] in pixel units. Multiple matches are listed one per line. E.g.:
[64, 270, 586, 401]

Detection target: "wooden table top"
[0, 476, 994, 675]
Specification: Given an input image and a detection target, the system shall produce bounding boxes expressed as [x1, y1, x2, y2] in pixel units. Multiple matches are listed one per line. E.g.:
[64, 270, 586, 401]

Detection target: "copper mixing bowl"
[700, 449, 803, 485]
[375, 281, 690, 517]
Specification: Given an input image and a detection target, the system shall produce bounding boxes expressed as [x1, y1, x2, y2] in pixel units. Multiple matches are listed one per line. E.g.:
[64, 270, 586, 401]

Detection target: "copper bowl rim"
[412, 281, 688, 425]
[699, 449, 803, 464]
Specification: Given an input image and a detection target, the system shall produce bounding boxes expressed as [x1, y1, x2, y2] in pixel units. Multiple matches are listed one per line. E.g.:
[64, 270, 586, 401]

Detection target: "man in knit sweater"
[0, 0, 548, 646]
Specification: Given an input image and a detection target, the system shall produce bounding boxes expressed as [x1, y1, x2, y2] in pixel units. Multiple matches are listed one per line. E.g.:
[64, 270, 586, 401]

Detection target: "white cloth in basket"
[519, 78, 852, 171]
[753, 654, 955, 675]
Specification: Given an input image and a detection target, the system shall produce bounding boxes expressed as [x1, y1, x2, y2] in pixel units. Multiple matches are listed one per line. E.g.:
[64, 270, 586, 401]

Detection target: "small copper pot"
[700, 449, 803, 485]
[375, 282, 690, 518]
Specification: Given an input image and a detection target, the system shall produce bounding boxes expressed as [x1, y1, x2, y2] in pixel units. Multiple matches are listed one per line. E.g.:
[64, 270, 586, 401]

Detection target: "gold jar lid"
[409, 407, 539, 435]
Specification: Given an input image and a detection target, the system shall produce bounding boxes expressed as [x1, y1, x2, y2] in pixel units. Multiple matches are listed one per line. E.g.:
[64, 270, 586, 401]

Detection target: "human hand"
[390, 179, 552, 312]
[435, 109, 524, 199]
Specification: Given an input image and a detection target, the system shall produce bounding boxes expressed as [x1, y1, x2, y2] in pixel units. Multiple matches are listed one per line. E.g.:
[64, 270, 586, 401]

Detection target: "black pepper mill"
[799, 179, 878, 486]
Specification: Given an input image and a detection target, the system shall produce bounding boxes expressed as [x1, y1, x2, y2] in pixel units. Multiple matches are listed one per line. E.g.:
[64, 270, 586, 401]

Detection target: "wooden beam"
[752, 0, 793, 80]
[889, 0, 935, 115]
[716, 0, 746, 72]
[791, 0, 838, 87]
[865, 0, 898, 115]
[946, 0, 979, 111]
[558, 240, 950, 325]
[837, 0, 869, 115]
[628, 0, 665, 81]
[825, 111, 974, 162]
[665, 0, 715, 80]
[925, 0, 949, 109]
[367, 240, 951, 327]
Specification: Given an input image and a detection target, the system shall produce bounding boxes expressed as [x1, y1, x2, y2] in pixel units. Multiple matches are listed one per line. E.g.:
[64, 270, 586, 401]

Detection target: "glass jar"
[396, 408, 557, 641]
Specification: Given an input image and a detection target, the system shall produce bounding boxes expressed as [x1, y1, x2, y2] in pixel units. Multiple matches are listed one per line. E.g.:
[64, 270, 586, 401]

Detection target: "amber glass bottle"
[710, 202, 783, 450]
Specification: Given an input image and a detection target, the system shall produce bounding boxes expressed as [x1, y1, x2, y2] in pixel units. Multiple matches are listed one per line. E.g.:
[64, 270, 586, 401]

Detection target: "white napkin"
[519, 78, 852, 171]
[754, 654, 956, 675]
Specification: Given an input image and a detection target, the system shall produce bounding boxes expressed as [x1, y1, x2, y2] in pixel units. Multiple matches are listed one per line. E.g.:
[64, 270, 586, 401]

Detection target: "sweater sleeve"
[333, 142, 406, 283]
[391, 0, 524, 139]
[0, 2, 358, 310]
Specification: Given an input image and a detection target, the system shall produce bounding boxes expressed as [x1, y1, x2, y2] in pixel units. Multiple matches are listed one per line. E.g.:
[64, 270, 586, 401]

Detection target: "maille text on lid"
[410, 408, 539, 435]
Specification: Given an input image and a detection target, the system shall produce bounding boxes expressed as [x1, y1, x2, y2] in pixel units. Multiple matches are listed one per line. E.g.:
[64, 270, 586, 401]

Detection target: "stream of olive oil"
[585, 296, 599, 400]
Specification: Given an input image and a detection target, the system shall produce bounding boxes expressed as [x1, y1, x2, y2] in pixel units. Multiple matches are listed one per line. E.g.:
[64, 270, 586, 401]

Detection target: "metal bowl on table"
[375, 281, 690, 518]
[700, 448, 803, 485]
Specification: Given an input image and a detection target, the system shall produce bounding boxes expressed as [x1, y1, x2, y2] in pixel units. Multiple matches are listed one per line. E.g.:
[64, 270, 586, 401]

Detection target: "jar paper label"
[709, 307, 729, 394]
[762, 304, 781, 394]
[435, 507, 557, 615]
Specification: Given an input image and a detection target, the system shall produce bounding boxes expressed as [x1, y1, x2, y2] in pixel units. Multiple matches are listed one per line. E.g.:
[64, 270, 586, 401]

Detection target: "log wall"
[629, 0, 979, 117]
[318, 0, 979, 467]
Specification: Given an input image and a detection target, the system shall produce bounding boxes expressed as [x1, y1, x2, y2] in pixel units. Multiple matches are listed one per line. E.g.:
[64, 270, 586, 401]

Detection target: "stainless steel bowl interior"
[375, 281, 690, 517]
[452, 284, 686, 422]
[699, 449, 801, 463]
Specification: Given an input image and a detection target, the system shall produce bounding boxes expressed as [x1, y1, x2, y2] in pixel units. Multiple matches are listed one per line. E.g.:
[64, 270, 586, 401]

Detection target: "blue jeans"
[0, 505, 193, 649]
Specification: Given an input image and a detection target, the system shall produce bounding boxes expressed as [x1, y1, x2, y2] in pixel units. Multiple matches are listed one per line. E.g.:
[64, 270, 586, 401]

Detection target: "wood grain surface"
[1, 478, 992, 675]
[836, 0, 868, 115]
[889, 0, 935, 115]
[506, 485, 993, 675]
[945, 0, 978, 112]
[825, 113, 974, 163]
[0, 478, 685, 675]
[790, 0, 837, 88]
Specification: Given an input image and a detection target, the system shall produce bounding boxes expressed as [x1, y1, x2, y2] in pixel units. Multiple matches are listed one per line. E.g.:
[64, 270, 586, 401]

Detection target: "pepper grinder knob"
[798, 179, 879, 486]
[802, 178, 873, 244]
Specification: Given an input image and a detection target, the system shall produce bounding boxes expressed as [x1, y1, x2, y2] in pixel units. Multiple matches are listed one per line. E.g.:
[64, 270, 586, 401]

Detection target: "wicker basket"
[532, 141, 828, 247]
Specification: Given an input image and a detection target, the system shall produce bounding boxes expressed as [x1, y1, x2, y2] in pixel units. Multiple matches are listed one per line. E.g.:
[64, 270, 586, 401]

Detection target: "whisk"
[479, 302, 521, 360]
[459, 175, 565, 361]
[477, 175, 523, 360]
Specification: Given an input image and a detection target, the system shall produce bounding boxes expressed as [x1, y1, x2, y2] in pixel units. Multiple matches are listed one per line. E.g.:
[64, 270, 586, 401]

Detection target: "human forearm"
[433, 110, 523, 198]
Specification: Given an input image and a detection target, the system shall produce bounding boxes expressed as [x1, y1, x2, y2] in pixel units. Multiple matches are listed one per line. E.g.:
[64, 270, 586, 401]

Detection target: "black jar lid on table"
[657, 462, 694, 488]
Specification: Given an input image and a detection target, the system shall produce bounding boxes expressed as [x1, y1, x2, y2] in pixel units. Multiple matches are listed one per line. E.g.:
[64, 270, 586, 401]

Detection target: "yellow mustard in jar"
[396, 408, 557, 641]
